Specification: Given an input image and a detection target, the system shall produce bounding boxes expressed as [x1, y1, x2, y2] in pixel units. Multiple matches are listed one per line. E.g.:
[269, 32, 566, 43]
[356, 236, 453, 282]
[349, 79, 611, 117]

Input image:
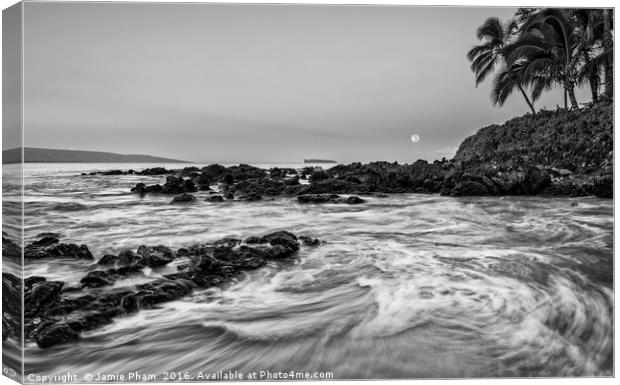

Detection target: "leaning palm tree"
[467, 17, 535, 112]
[508, 9, 581, 109]
[490, 61, 536, 113]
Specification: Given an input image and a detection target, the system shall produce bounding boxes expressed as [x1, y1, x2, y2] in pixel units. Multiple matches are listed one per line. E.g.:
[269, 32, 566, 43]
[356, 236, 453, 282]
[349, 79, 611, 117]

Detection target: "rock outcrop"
[2, 231, 319, 348]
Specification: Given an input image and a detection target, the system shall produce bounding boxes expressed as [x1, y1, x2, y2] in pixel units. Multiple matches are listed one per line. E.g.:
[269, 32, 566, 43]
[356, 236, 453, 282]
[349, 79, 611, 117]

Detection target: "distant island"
[2, 147, 187, 164]
[304, 159, 337, 164]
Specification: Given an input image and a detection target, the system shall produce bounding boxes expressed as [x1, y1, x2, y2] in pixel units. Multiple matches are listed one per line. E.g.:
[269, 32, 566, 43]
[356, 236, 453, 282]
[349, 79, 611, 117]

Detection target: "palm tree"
[467, 17, 535, 113]
[572, 9, 604, 103]
[508, 9, 581, 109]
[490, 62, 536, 113]
[602, 9, 613, 99]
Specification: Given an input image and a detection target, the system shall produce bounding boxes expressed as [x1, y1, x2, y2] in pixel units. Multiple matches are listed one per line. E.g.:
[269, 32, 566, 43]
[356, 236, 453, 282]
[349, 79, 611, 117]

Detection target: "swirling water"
[2, 163, 614, 379]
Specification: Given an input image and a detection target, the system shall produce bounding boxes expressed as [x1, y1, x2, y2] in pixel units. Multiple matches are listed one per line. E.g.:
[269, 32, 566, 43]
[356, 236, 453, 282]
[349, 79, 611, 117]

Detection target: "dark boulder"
[244, 236, 262, 244]
[223, 173, 234, 185]
[346, 196, 366, 204]
[120, 294, 138, 313]
[170, 193, 197, 204]
[163, 176, 197, 194]
[36, 321, 80, 348]
[137, 167, 171, 176]
[80, 271, 114, 288]
[205, 195, 224, 202]
[260, 231, 299, 252]
[137, 245, 176, 267]
[116, 250, 144, 268]
[228, 246, 267, 269]
[24, 276, 46, 287]
[309, 170, 329, 182]
[200, 164, 227, 179]
[227, 164, 267, 181]
[97, 254, 119, 265]
[263, 244, 296, 259]
[196, 256, 223, 275]
[131, 183, 164, 195]
[31, 235, 59, 247]
[25, 242, 93, 260]
[181, 166, 200, 175]
[194, 172, 213, 190]
[25, 281, 64, 317]
[134, 279, 193, 308]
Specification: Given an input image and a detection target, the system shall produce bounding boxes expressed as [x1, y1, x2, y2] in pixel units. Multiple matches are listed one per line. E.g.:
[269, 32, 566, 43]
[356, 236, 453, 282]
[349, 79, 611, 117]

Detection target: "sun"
[411, 134, 420, 143]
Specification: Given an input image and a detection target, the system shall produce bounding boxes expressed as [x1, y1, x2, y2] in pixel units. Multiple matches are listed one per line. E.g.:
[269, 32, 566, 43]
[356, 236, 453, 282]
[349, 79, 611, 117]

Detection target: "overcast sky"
[20, 2, 590, 163]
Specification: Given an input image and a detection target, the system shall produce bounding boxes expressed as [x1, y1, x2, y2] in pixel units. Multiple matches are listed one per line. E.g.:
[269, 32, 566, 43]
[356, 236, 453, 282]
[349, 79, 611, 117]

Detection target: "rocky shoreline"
[79, 104, 612, 201]
[2, 231, 320, 348]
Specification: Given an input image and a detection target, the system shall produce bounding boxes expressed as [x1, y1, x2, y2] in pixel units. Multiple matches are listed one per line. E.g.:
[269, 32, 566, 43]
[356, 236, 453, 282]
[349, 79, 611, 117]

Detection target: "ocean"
[2, 162, 614, 378]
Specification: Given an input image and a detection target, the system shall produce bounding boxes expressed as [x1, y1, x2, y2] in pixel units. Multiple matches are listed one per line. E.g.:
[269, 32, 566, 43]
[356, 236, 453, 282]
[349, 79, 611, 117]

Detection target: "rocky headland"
[110, 104, 612, 201]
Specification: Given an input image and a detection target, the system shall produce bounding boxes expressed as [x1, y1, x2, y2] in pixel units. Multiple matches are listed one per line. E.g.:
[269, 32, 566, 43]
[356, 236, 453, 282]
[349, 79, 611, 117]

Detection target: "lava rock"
[137, 245, 176, 267]
[98, 254, 119, 265]
[36, 321, 79, 348]
[170, 193, 197, 204]
[449, 181, 490, 197]
[116, 250, 145, 268]
[297, 194, 341, 204]
[80, 271, 114, 288]
[299, 236, 321, 246]
[163, 176, 197, 195]
[205, 195, 224, 202]
[25, 242, 93, 260]
[31, 235, 60, 247]
[260, 231, 299, 252]
[345, 196, 366, 204]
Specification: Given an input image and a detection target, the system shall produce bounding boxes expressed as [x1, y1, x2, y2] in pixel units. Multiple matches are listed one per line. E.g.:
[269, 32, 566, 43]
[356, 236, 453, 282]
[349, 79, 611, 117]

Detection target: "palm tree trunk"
[568, 86, 579, 109]
[589, 75, 599, 104]
[517, 84, 536, 114]
[603, 9, 613, 99]
[564, 89, 568, 109]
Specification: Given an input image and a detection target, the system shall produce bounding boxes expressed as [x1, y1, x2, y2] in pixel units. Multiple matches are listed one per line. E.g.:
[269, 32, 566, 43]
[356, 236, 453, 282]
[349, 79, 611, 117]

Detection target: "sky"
[16, 2, 592, 163]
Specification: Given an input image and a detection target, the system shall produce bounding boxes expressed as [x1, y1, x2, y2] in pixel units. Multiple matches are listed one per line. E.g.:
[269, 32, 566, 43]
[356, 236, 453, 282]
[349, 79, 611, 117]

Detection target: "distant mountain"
[2, 147, 187, 164]
[304, 159, 337, 164]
